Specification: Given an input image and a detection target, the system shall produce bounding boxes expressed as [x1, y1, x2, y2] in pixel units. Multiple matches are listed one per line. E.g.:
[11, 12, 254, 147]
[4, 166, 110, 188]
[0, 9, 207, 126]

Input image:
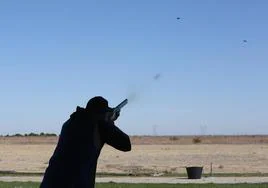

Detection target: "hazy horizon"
[1, 132, 268, 136]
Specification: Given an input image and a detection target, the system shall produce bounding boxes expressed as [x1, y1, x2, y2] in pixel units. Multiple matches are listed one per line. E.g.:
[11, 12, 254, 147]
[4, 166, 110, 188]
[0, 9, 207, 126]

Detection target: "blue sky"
[0, 1, 268, 135]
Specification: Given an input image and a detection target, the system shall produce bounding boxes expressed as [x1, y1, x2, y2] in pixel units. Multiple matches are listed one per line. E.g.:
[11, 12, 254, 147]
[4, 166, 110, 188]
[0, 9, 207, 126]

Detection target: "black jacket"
[40, 107, 131, 188]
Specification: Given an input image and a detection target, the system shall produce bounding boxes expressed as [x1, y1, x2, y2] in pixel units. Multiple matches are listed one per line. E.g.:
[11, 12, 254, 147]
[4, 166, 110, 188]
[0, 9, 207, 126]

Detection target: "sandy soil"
[0, 143, 268, 174]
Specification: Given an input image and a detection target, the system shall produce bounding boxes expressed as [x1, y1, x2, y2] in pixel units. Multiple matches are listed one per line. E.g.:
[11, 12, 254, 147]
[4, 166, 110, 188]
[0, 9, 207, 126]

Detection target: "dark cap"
[86, 96, 112, 113]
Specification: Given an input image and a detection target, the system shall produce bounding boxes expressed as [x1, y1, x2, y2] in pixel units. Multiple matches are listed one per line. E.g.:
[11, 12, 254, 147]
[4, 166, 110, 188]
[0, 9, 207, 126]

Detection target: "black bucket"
[186, 166, 203, 179]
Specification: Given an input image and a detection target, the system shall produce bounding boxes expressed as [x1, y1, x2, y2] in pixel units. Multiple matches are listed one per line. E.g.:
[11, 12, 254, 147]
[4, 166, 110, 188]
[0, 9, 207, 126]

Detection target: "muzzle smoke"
[127, 73, 162, 103]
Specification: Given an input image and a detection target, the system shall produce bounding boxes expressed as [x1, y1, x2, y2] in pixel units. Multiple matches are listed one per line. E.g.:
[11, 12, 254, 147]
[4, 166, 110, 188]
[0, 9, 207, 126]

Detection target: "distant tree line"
[1, 132, 57, 137]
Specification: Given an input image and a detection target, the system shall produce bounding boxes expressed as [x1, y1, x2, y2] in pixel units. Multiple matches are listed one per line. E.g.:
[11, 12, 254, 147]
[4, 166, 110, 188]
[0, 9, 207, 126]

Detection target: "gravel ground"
[0, 176, 268, 184]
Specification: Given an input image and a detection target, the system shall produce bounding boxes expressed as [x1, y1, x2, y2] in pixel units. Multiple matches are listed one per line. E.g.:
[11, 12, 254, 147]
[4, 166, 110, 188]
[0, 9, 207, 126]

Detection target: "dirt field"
[1, 135, 268, 145]
[0, 136, 268, 175]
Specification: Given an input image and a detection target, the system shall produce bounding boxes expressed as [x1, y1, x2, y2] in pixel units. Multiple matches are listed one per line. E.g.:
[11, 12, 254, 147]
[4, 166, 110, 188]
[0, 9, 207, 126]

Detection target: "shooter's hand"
[111, 110, 120, 121]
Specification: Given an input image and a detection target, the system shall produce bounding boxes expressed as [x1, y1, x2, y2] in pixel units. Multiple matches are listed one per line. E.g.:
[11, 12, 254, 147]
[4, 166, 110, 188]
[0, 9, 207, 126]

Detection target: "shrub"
[28, 132, 39, 136]
[14, 133, 23, 137]
[192, 137, 202, 144]
[40, 132, 45, 136]
[169, 136, 179, 141]
[45, 133, 57, 136]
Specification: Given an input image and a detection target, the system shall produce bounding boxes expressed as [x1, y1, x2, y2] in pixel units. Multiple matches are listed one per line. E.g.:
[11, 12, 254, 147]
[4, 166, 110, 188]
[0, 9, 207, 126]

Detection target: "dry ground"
[1, 135, 268, 145]
[0, 136, 268, 175]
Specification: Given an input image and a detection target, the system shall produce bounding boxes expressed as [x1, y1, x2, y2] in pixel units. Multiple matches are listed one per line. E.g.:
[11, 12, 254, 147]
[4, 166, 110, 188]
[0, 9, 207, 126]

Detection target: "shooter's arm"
[101, 122, 131, 152]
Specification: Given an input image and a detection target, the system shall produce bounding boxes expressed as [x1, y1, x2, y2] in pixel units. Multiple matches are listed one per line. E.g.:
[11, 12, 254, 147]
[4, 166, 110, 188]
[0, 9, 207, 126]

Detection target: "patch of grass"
[0, 182, 268, 188]
[0, 181, 40, 188]
[95, 184, 268, 188]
